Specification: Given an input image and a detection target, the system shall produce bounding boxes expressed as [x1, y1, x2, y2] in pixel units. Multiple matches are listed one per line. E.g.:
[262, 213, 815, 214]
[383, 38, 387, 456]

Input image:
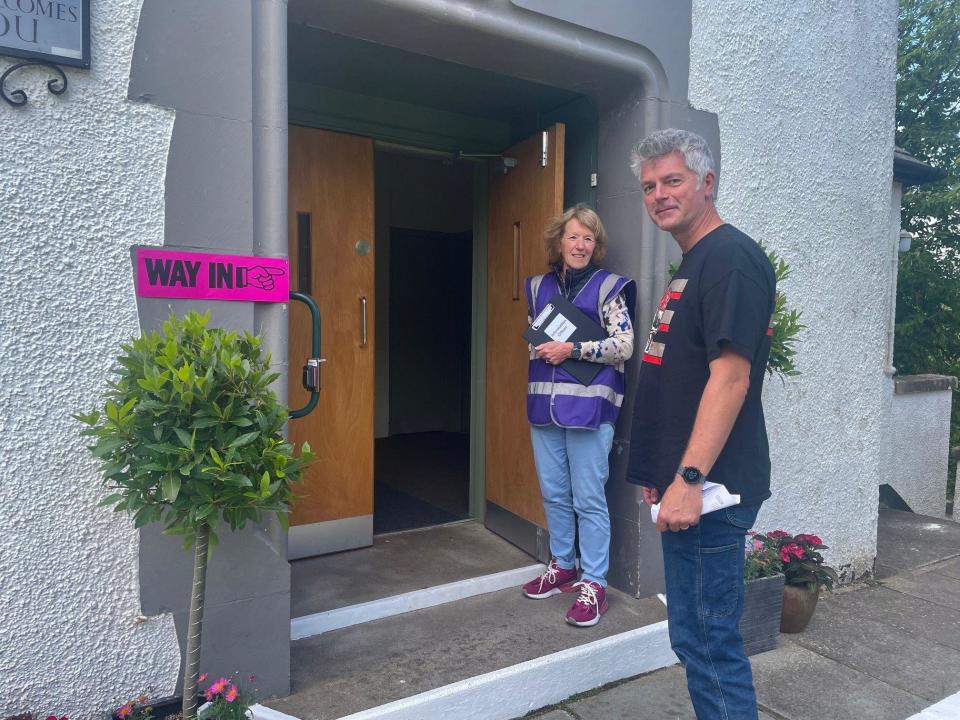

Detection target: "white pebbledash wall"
[0, 1, 180, 717]
[688, 1, 897, 576]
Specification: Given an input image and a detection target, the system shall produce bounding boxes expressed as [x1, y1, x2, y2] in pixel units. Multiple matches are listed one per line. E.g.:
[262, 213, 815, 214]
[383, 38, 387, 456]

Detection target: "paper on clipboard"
[523, 294, 610, 386]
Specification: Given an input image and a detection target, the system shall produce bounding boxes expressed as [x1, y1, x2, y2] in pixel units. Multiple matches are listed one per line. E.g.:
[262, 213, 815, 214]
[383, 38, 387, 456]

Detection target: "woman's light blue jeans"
[529, 423, 614, 587]
[661, 502, 762, 719]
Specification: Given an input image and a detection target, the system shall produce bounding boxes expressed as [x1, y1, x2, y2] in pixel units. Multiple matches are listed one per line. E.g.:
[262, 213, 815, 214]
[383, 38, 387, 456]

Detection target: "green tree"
[895, 0, 960, 452]
[76, 311, 314, 720]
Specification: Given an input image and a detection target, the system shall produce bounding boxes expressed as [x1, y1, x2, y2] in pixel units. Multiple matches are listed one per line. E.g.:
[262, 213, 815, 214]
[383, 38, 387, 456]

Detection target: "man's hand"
[642, 486, 660, 506]
[655, 477, 703, 533]
[535, 341, 574, 365]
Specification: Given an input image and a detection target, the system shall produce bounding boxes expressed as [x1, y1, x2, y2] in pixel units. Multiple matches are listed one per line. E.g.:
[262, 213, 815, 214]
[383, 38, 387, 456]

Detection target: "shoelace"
[539, 563, 560, 587]
[573, 581, 599, 607]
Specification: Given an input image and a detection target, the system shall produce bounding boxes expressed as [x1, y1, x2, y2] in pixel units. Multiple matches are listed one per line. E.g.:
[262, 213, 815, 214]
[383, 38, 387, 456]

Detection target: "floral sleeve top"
[528, 290, 635, 365]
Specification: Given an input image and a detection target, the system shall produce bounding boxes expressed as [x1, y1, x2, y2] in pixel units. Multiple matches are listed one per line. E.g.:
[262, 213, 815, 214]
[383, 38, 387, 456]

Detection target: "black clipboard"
[523, 293, 608, 385]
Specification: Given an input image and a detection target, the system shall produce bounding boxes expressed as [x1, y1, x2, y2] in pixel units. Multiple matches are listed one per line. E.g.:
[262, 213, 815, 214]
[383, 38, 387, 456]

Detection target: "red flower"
[779, 543, 806, 562]
[768, 530, 790, 538]
[795, 534, 822, 546]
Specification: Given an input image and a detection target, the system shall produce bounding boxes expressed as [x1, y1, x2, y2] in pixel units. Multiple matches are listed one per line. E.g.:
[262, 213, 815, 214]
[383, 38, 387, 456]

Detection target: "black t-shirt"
[627, 224, 776, 506]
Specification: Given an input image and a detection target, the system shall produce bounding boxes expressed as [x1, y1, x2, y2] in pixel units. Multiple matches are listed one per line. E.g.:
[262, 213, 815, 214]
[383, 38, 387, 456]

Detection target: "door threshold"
[373, 517, 475, 539]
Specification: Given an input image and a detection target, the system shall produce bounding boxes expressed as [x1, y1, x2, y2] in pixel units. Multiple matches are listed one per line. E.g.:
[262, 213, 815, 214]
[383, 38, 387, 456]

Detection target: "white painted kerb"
[906, 690, 960, 720]
[258, 620, 677, 720]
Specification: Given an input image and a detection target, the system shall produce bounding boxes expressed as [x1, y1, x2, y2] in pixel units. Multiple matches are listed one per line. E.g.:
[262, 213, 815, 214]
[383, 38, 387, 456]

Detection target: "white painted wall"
[0, 1, 180, 717]
[689, 1, 897, 576]
[887, 388, 953, 519]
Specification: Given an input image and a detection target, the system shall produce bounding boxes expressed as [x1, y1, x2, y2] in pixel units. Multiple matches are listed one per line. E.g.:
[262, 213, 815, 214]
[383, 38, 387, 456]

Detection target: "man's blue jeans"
[661, 502, 761, 720]
[530, 423, 614, 586]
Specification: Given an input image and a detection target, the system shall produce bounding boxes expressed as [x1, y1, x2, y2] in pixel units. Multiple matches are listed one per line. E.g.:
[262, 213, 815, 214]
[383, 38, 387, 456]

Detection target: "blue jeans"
[661, 502, 761, 720]
[530, 423, 614, 586]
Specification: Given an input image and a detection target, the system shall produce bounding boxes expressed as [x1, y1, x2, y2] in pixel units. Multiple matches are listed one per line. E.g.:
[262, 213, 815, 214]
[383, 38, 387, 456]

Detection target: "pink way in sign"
[135, 248, 290, 303]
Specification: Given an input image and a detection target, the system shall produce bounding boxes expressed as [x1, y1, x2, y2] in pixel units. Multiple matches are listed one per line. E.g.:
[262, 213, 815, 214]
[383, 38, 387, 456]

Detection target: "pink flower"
[768, 530, 790, 539]
[117, 705, 133, 719]
[752, 539, 764, 551]
[225, 685, 239, 703]
[204, 688, 216, 702]
[209, 677, 229, 695]
[199, 673, 208, 683]
[795, 534, 822, 546]
[779, 543, 805, 563]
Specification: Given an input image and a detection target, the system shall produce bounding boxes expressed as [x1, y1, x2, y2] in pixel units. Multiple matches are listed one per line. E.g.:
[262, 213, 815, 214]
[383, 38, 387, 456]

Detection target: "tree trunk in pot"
[780, 582, 819, 633]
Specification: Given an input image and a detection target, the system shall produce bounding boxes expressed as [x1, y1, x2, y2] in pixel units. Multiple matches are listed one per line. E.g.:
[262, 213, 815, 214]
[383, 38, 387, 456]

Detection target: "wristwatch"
[570, 342, 582, 360]
[677, 465, 706, 485]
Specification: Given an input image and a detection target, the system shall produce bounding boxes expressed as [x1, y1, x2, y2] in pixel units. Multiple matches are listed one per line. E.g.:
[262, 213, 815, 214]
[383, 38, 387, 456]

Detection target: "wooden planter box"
[740, 573, 784, 656]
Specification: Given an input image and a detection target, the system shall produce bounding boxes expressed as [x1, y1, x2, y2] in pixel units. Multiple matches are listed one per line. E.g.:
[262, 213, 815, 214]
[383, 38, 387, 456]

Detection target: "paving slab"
[929, 556, 960, 581]
[792, 590, 960, 701]
[804, 584, 960, 653]
[875, 509, 960, 578]
[266, 587, 667, 720]
[527, 712, 575, 720]
[751, 644, 928, 720]
[545, 665, 774, 720]
[290, 521, 534, 616]
[881, 570, 960, 613]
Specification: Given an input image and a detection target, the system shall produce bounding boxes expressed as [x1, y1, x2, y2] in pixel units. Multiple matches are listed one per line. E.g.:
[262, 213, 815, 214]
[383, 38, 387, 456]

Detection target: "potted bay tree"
[77, 310, 314, 720]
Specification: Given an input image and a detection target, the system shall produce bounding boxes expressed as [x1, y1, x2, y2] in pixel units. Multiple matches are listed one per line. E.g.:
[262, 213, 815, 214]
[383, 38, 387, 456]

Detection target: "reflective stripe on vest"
[527, 381, 624, 407]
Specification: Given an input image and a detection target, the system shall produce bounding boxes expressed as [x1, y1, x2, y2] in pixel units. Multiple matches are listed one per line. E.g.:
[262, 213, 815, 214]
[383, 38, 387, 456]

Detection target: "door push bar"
[289, 290, 324, 419]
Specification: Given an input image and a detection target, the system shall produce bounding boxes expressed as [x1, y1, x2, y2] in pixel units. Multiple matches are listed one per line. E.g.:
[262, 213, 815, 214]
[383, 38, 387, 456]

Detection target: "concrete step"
[262, 585, 672, 720]
[290, 521, 538, 618]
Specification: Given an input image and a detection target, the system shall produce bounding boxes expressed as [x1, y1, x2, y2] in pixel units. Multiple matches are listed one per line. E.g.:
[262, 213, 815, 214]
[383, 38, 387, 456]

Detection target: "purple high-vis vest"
[525, 268, 635, 429]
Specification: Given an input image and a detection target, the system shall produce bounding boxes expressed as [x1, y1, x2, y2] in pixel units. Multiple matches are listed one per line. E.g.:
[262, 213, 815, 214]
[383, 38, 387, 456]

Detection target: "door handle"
[513, 222, 521, 301]
[289, 290, 323, 419]
[360, 296, 368, 347]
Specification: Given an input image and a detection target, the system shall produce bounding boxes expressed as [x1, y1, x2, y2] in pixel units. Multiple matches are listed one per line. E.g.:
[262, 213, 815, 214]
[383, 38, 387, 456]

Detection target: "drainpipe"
[328, 0, 666, 99]
[252, 0, 289, 404]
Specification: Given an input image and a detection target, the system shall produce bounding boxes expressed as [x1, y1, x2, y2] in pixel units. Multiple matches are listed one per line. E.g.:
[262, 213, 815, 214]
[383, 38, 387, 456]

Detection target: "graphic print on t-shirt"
[643, 278, 687, 365]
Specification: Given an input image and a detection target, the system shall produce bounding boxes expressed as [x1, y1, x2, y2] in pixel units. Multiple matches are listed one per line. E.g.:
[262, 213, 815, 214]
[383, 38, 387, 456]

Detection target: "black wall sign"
[0, 0, 89, 68]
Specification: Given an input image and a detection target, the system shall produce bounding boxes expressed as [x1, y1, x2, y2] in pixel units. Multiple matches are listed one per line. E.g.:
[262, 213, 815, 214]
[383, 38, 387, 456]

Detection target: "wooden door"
[485, 124, 564, 553]
[288, 126, 375, 559]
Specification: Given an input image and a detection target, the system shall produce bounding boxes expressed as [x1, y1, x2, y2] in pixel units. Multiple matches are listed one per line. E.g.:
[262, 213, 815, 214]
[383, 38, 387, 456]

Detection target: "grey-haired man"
[626, 128, 775, 719]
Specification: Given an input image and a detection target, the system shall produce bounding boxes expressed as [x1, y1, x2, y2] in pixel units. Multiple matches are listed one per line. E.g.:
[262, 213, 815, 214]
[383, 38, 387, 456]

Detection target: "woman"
[520, 203, 635, 627]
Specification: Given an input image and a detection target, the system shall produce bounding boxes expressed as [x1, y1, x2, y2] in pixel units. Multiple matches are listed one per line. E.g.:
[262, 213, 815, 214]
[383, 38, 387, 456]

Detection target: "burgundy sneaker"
[565, 581, 608, 627]
[522, 559, 578, 599]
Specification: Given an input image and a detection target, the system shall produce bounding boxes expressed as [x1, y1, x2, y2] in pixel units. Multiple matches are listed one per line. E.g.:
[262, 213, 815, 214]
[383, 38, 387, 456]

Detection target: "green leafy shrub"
[76, 310, 314, 720]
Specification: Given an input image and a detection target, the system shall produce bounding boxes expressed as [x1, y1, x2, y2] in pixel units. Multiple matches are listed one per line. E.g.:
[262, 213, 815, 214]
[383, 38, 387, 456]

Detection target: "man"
[626, 128, 775, 719]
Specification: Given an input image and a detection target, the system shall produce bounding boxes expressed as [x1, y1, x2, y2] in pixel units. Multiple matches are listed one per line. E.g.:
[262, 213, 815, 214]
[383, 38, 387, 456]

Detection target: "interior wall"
[374, 152, 474, 437]
[389, 228, 472, 435]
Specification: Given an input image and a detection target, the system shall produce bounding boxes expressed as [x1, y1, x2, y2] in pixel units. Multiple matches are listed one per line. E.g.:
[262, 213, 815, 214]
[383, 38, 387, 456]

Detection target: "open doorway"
[373, 149, 474, 533]
[285, 25, 601, 560]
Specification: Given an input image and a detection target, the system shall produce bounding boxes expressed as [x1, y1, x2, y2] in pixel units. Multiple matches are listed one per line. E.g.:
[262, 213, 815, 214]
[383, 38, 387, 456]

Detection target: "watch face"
[681, 467, 702, 484]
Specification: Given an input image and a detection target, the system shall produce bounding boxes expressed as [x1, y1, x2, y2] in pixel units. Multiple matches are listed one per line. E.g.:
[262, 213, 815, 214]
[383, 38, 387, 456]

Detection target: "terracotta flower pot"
[780, 582, 819, 633]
